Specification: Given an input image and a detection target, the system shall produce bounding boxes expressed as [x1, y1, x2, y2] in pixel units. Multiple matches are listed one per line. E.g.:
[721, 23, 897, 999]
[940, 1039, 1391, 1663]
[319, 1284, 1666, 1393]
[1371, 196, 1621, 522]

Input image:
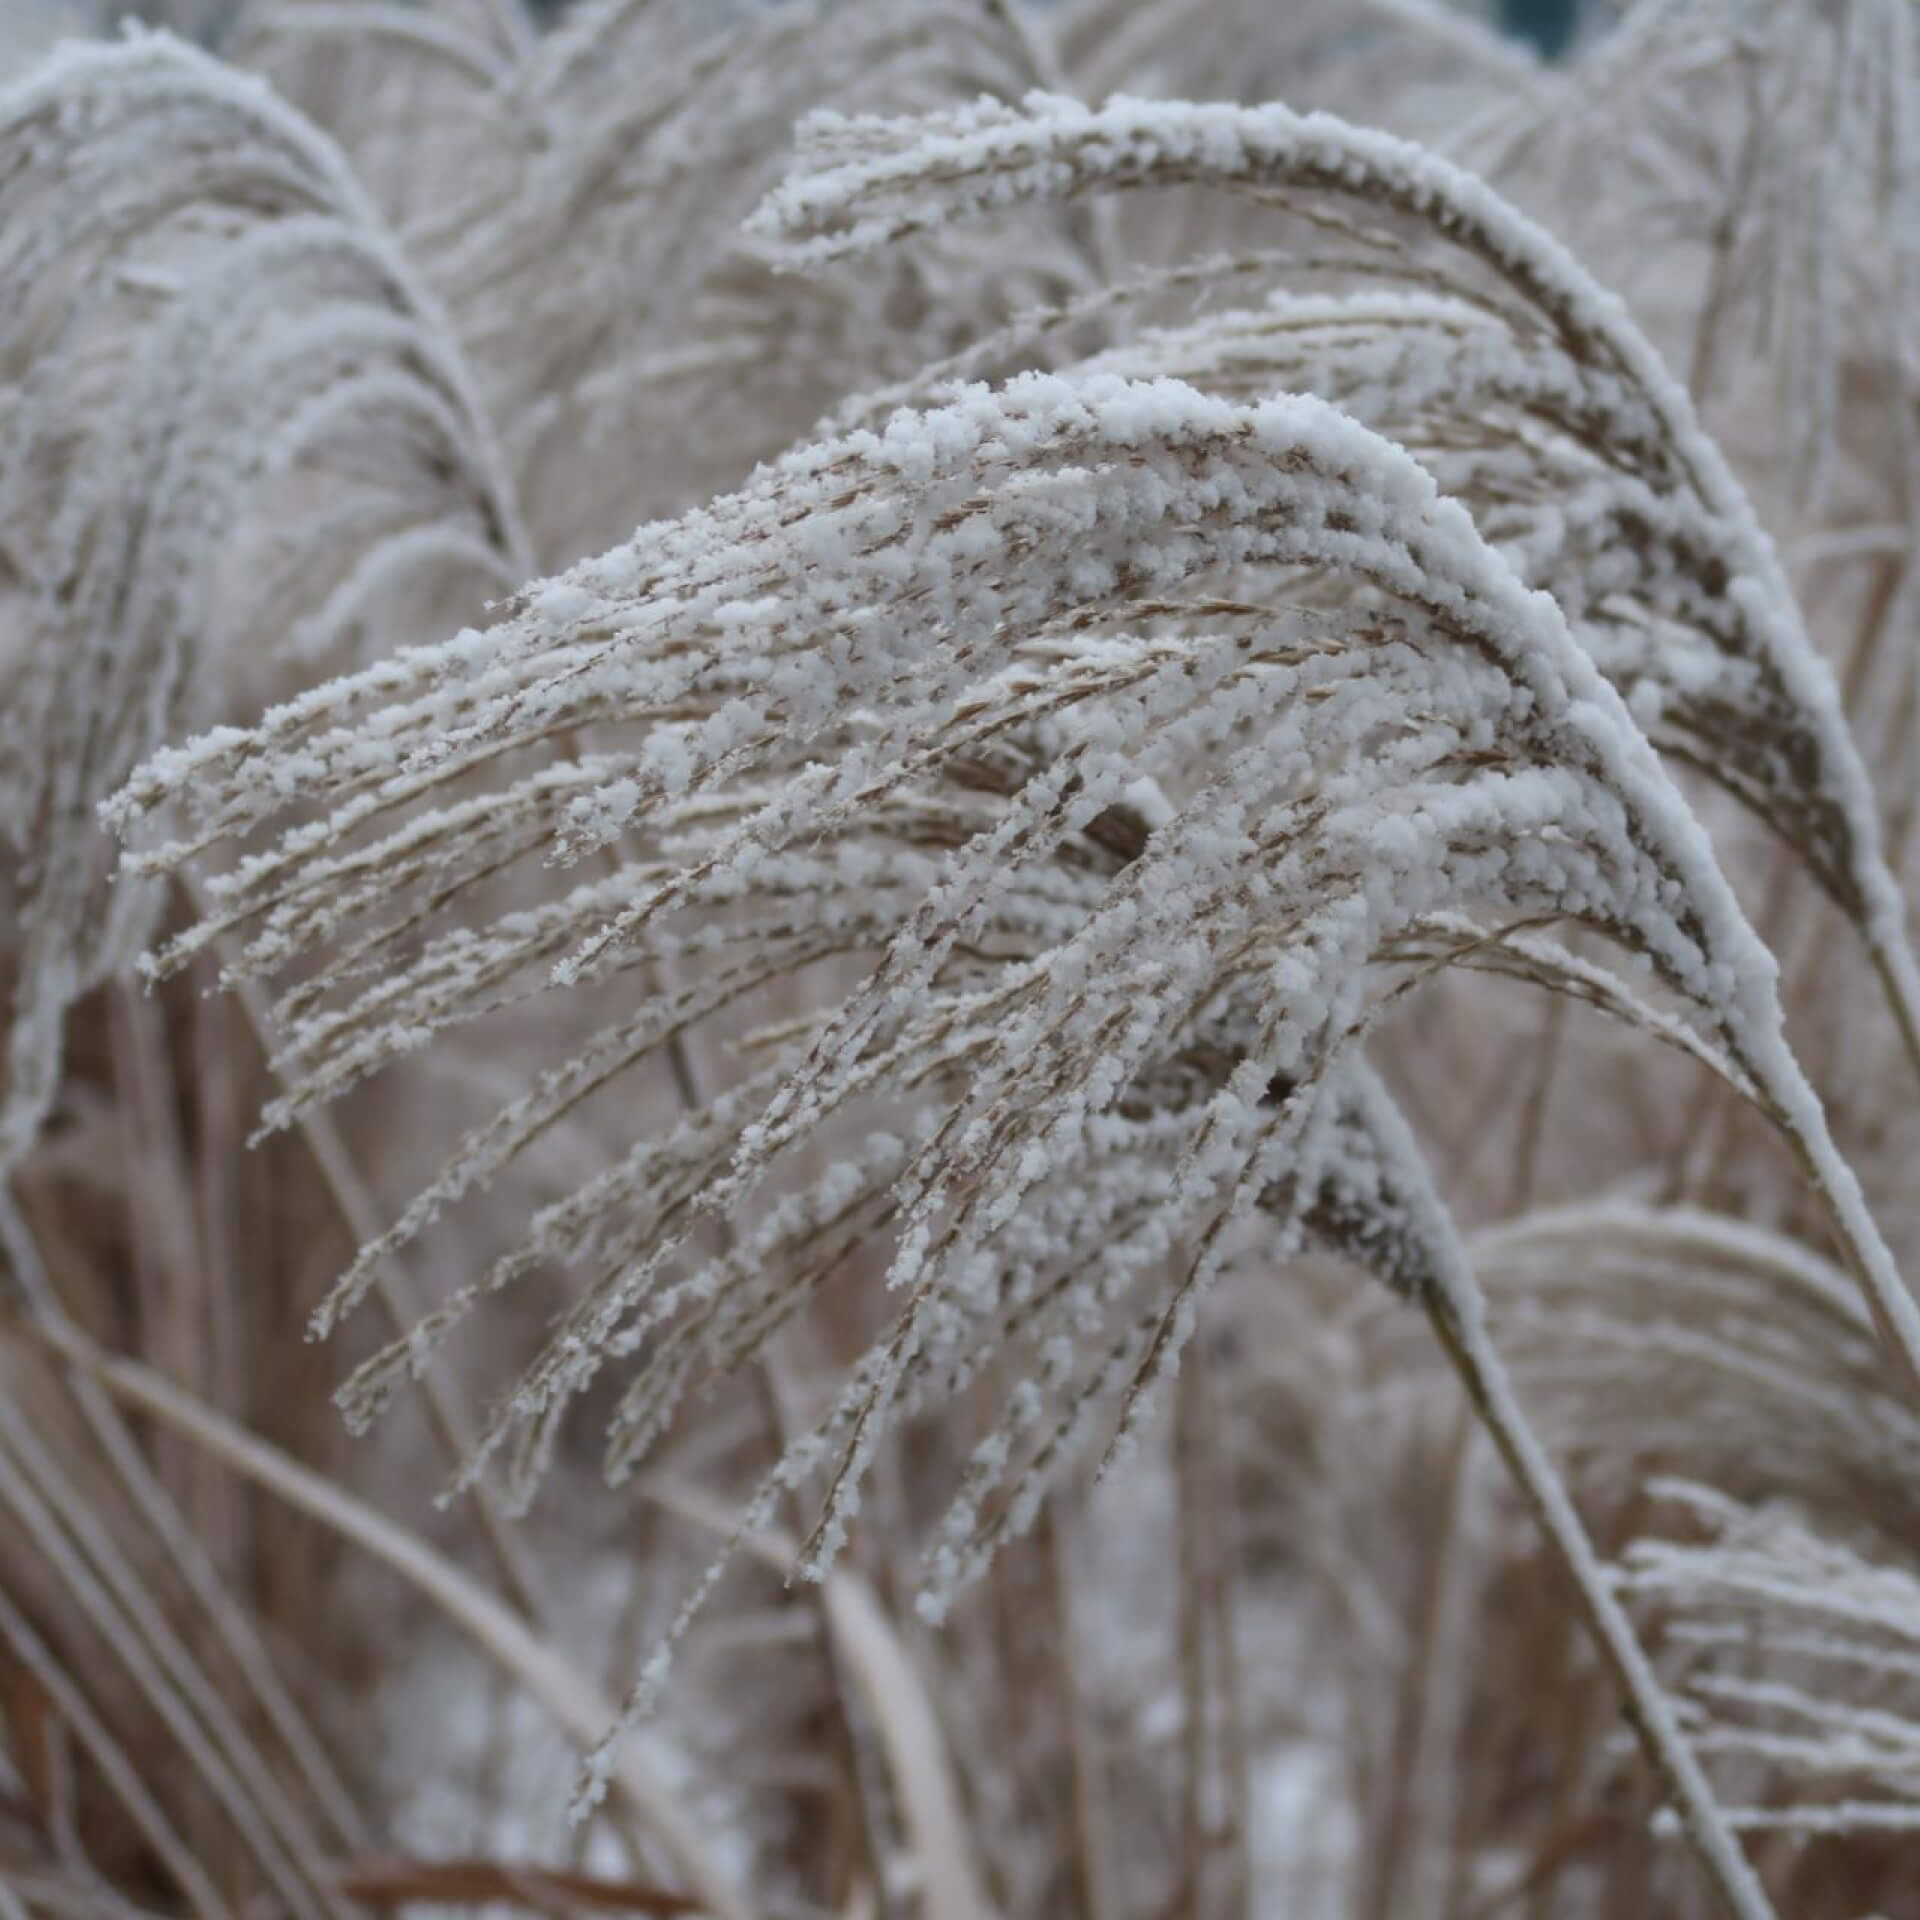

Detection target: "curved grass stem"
[1420, 1285, 1774, 1920]
[23, 1318, 751, 1920]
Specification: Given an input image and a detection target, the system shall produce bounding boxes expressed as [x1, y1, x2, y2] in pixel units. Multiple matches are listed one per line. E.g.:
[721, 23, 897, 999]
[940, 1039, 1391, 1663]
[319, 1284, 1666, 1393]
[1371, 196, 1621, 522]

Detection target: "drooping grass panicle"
[58, 21, 1920, 1912]
[747, 89, 1920, 1077]
[0, 29, 523, 1168]
[111, 363, 1917, 1580]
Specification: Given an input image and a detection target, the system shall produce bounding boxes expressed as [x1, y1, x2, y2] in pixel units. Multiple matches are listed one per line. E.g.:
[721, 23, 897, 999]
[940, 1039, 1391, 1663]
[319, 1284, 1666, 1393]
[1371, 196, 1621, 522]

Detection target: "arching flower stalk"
[1118, 1039, 1782, 1918]
[0, 30, 525, 1168]
[109, 360, 1918, 1913]
[1338, 1202, 1920, 1896]
[747, 91, 1920, 1082]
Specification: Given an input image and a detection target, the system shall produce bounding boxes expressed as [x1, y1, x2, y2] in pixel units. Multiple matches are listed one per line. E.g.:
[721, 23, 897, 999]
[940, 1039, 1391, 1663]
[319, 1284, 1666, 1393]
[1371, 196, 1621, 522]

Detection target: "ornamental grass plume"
[107, 87, 1920, 1920]
[0, 5, 1916, 1917]
[0, 33, 523, 1170]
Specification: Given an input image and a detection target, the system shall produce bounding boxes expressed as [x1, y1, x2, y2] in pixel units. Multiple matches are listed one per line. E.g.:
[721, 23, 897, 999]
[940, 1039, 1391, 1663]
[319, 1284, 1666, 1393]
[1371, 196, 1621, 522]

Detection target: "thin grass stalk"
[0, 1584, 228, 1920]
[1040, 1498, 1113, 1920]
[1174, 1362, 1210, 1914]
[749, 1355, 895, 1920]
[635, 1472, 994, 1920]
[1866, 945, 1920, 1095]
[189, 981, 245, 1586]
[1764, 1105, 1920, 1400]
[0, 1188, 366, 1852]
[183, 874, 550, 1625]
[107, 987, 205, 1505]
[4, 1390, 355, 1904]
[1173, 1346, 1250, 1918]
[1417, 1286, 1773, 1920]
[1509, 965, 1574, 1209]
[1361, 1400, 1474, 1920]
[652, 973, 898, 1916]
[20, 1319, 750, 1920]
[0, 1404, 344, 1920]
